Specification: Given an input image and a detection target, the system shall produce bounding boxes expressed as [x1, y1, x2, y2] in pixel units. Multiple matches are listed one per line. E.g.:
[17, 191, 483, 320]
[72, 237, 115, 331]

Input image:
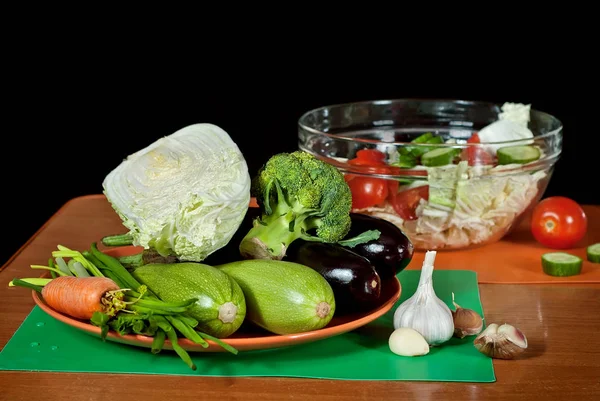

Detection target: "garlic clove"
[473, 323, 527, 359]
[478, 322, 499, 336]
[451, 293, 484, 339]
[389, 327, 430, 357]
[498, 323, 528, 349]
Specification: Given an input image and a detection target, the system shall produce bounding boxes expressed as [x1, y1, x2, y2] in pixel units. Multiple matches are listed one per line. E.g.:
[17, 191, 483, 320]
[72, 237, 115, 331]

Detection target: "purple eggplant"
[286, 242, 381, 314]
[343, 213, 414, 279]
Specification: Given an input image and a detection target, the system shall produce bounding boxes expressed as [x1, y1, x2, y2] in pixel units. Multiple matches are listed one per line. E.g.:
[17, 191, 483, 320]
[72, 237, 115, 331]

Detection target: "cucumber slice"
[394, 153, 417, 168]
[497, 145, 541, 165]
[400, 132, 434, 156]
[421, 147, 458, 167]
[541, 252, 583, 277]
[396, 178, 414, 186]
[587, 243, 600, 263]
[412, 132, 434, 143]
[410, 135, 445, 158]
[426, 136, 444, 145]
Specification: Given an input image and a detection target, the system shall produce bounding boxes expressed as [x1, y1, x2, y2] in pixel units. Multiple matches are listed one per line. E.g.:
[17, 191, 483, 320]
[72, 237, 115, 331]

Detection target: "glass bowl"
[298, 99, 563, 251]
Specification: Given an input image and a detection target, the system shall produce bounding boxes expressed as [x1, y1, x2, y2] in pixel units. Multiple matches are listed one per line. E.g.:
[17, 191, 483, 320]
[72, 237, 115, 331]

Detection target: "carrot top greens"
[10, 242, 239, 371]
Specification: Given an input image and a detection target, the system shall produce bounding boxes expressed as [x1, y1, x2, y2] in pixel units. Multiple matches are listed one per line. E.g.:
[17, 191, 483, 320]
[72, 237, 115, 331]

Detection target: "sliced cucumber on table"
[541, 252, 583, 277]
[587, 243, 600, 263]
[497, 145, 541, 165]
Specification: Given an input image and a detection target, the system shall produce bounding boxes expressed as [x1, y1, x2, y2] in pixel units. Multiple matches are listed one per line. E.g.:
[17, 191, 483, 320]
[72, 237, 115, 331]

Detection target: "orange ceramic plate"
[32, 247, 401, 353]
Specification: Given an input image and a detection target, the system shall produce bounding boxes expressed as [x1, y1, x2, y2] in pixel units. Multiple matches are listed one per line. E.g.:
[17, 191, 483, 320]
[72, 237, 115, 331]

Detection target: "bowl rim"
[297, 97, 563, 147]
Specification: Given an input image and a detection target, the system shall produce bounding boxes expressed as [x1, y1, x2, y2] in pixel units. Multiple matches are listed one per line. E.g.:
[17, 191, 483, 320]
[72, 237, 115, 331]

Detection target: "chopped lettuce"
[361, 162, 546, 250]
[427, 161, 469, 209]
[418, 165, 544, 248]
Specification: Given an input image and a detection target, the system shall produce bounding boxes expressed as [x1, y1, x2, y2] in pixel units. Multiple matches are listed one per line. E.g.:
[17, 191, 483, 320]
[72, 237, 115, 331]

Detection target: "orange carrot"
[41, 276, 122, 320]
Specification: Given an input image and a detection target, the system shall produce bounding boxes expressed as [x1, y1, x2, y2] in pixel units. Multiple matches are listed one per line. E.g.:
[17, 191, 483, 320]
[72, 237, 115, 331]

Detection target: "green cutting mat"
[0, 270, 495, 382]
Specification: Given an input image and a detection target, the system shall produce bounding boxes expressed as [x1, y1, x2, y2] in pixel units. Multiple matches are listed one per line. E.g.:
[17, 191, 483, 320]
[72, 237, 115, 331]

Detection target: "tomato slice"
[462, 133, 494, 166]
[355, 149, 386, 164]
[387, 179, 399, 199]
[467, 133, 481, 144]
[390, 185, 429, 220]
[349, 151, 391, 174]
[348, 158, 391, 173]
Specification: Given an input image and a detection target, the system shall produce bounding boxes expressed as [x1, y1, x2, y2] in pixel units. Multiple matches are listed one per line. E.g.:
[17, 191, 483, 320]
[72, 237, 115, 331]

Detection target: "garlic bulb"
[393, 251, 454, 346]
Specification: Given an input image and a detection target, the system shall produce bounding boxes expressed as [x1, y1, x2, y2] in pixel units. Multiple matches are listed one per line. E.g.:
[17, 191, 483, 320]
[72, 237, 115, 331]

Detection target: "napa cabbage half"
[102, 123, 251, 262]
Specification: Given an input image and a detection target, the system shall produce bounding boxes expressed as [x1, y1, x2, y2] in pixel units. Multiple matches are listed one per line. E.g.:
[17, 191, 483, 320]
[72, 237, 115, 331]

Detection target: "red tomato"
[387, 179, 399, 200]
[530, 196, 588, 249]
[348, 159, 392, 175]
[347, 149, 398, 208]
[390, 185, 429, 220]
[347, 176, 389, 209]
[355, 149, 386, 164]
[462, 133, 494, 166]
[349, 150, 390, 174]
[467, 132, 481, 144]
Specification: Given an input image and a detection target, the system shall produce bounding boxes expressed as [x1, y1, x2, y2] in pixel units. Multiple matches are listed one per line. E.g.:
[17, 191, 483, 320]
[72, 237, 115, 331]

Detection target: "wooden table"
[1, 195, 599, 401]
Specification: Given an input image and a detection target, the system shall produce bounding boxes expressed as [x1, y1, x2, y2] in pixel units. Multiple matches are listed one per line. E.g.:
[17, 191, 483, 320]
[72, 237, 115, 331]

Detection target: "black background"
[3, 47, 596, 267]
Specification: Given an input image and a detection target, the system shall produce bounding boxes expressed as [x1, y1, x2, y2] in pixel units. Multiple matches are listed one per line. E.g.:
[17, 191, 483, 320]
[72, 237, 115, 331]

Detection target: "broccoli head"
[239, 151, 379, 260]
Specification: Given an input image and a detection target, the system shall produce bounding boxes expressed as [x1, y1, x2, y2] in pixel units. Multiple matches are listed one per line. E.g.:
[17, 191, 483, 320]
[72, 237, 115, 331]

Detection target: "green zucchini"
[132, 262, 246, 338]
[218, 259, 336, 335]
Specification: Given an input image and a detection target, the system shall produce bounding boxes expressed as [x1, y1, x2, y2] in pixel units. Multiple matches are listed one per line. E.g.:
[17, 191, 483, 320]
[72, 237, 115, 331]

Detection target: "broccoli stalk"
[239, 151, 380, 260]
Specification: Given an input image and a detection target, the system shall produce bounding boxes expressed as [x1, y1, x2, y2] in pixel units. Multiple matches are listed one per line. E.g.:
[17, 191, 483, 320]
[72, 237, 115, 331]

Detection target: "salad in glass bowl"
[298, 99, 562, 251]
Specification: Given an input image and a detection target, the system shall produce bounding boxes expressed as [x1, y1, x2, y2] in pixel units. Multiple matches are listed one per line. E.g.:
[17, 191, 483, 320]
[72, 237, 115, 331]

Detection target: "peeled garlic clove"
[389, 327, 430, 357]
[452, 294, 484, 339]
[473, 323, 528, 359]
